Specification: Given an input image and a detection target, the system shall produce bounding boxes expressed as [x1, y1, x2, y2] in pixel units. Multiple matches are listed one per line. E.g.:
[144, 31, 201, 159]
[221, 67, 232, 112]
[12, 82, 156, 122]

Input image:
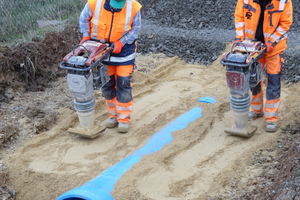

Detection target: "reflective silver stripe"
[265, 111, 278, 117]
[109, 110, 117, 115]
[105, 52, 136, 63]
[235, 22, 245, 28]
[93, 0, 103, 37]
[280, 33, 288, 41]
[245, 28, 254, 35]
[245, 37, 251, 40]
[244, 0, 248, 4]
[251, 105, 263, 110]
[265, 102, 280, 108]
[279, 0, 285, 11]
[271, 33, 280, 42]
[264, 33, 271, 38]
[236, 30, 244, 36]
[106, 102, 116, 108]
[276, 26, 286, 35]
[125, 0, 133, 32]
[118, 113, 130, 119]
[116, 105, 133, 111]
[251, 97, 263, 102]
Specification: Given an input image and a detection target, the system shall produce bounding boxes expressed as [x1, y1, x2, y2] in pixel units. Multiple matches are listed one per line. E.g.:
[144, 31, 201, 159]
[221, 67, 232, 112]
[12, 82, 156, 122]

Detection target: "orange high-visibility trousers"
[101, 64, 134, 124]
[250, 52, 284, 122]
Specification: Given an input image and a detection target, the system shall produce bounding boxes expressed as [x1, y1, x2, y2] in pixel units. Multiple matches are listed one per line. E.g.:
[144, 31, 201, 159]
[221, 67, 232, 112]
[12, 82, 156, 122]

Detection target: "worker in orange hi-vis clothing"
[234, 0, 293, 132]
[79, 0, 142, 133]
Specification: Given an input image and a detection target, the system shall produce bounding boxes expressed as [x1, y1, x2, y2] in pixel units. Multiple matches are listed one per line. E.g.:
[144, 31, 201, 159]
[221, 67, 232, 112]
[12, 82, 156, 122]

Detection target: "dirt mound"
[267, 124, 300, 199]
[0, 26, 81, 102]
[217, 111, 300, 200]
[0, 163, 15, 200]
[255, 114, 300, 199]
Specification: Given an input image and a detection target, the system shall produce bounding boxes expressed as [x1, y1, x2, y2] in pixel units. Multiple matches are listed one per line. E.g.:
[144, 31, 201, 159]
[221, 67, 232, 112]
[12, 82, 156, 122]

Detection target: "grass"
[0, 0, 85, 46]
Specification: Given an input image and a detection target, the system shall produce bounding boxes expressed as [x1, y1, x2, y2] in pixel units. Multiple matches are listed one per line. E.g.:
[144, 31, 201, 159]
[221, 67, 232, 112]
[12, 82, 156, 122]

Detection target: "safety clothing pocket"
[112, 22, 126, 41]
[267, 11, 281, 28]
[279, 53, 285, 71]
[96, 23, 106, 38]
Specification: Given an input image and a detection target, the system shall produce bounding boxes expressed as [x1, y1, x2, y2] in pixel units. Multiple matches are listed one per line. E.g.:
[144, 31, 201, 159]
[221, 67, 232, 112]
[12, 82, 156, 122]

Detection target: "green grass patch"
[0, 0, 85, 44]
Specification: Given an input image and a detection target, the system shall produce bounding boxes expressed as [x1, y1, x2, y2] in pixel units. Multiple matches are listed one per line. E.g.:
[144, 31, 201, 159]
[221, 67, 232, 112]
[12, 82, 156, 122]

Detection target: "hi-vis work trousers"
[101, 64, 134, 124]
[250, 52, 284, 122]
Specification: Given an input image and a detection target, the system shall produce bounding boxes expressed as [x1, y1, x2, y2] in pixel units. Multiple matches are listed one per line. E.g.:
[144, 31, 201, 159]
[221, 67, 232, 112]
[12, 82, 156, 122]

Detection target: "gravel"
[137, 0, 300, 83]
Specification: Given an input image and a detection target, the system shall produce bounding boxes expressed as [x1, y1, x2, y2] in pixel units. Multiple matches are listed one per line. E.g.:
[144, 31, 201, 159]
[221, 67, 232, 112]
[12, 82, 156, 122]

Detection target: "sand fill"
[2, 45, 300, 199]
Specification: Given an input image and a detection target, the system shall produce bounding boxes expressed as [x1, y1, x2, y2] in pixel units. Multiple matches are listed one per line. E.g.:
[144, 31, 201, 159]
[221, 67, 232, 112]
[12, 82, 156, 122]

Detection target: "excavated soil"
[0, 0, 300, 199]
[0, 26, 81, 99]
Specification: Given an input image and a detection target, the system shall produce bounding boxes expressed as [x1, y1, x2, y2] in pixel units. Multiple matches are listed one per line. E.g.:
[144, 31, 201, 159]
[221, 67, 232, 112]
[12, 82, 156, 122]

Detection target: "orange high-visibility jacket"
[234, 0, 293, 56]
[88, 0, 142, 43]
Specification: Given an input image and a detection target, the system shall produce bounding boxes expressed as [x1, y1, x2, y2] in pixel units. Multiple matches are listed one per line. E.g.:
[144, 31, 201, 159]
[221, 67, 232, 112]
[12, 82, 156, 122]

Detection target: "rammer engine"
[220, 40, 266, 137]
[59, 40, 112, 138]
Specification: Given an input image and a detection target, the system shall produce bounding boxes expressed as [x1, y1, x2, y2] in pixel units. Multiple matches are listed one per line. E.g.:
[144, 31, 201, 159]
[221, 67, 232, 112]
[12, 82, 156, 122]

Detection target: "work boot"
[105, 118, 118, 128]
[248, 111, 264, 121]
[265, 122, 278, 132]
[118, 122, 129, 133]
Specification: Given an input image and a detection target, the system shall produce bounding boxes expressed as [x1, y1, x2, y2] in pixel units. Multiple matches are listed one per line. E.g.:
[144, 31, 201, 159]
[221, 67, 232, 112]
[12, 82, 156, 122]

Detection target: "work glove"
[80, 36, 90, 45]
[112, 40, 124, 54]
[263, 42, 274, 53]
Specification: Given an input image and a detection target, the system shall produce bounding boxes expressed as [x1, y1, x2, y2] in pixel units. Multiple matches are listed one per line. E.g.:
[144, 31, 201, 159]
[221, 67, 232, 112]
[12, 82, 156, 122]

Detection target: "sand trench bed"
[1, 45, 299, 199]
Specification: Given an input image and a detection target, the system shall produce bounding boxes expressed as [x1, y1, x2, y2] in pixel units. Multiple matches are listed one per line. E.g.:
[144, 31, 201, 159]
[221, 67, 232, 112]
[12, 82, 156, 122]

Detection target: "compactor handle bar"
[72, 44, 91, 58]
[231, 42, 249, 56]
[220, 59, 257, 67]
[220, 42, 265, 67]
[59, 47, 112, 72]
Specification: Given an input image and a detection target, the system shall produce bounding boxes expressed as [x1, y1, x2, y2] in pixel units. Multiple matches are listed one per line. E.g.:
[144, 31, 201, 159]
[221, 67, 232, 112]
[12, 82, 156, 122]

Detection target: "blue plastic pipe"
[57, 107, 203, 200]
[199, 96, 217, 104]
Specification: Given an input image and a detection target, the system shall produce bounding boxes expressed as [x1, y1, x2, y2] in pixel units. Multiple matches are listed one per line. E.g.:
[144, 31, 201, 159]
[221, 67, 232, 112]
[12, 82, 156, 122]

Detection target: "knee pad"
[251, 81, 262, 96]
[101, 75, 116, 100]
[266, 73, 281, 100]
[116, 76, 132, 103]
